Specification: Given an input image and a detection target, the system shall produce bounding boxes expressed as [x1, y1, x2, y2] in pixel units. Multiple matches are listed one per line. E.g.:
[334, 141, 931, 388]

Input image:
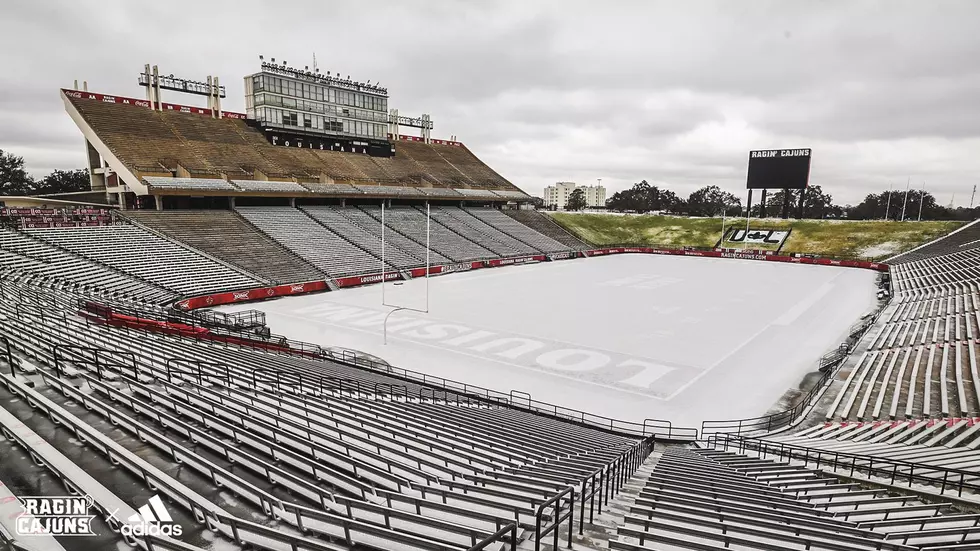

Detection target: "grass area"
[549, 212, 964, 260]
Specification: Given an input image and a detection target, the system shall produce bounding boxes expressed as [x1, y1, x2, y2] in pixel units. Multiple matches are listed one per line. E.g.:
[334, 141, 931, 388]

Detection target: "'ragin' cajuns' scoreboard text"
[746, 149, 811, 190]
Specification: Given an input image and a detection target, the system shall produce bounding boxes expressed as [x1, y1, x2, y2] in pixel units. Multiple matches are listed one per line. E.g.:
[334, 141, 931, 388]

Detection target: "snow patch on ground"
[858, 241, 901, 258]
[221, 254, 876, 427]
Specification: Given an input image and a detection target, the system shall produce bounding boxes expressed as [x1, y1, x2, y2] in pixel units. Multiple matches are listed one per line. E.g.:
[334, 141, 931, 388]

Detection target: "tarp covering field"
[222, 254, 877, 427]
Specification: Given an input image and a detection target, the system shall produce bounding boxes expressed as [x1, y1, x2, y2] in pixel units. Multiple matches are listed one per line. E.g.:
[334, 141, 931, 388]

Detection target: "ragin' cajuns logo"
[233, 291, 251, 301]
[441, 263, 472, 274]
[290, 284, 305, 293]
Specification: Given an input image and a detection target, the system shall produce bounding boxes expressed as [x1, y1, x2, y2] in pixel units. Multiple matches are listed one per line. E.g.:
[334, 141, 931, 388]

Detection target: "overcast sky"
[1, 0, 978, 205]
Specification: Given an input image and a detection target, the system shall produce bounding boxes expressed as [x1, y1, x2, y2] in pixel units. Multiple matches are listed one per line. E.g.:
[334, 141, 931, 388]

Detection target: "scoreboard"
[746, 149, 811, 189]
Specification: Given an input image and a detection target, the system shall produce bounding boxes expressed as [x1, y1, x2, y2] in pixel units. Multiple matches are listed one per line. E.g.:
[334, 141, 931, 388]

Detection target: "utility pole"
[884, 183, 893, 220]
[971, 184, 977, 209]
[918, 181, 925, 222]
[901, 177, 910, 221]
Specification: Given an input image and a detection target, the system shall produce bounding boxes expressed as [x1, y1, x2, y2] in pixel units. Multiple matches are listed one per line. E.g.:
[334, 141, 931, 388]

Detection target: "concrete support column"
[289, 197, 297, 207]
[340, 198, 346, 207]
[229, 196, 236, 208]
[118, 192, 127, 211]
[155, 196, 164, 211]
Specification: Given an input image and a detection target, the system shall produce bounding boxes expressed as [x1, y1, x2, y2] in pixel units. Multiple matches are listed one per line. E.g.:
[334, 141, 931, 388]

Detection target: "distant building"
[543, 182, 606, 210]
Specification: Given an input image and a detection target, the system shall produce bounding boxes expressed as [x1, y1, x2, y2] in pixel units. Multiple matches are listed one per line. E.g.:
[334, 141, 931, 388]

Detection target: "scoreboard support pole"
[760, 189, 768, 218]
[782, 188, 791, 219]
[797, 188, 806, 219]
[745, 189, 753, 221]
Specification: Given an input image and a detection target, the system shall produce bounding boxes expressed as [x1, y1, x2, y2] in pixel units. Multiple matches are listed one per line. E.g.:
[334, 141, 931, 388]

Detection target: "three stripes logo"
[122, 495, 183, 538]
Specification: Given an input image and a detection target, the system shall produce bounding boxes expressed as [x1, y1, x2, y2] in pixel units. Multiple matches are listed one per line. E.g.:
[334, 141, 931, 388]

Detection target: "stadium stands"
[123, 210, 325, 283]
[300, 206, 424, 269]
[144, 176, 238, 191]
[503, 210, 591, 250]
[67, 93, 523, 194]
[611, 446, 980, 551]
[336, 206, 452, 265]
[465, 208, 569, 253]
[0, 227, 175, 302]
[236, 206, 392, 276]
[24, 223, 263, 296]
[0, 278, 646, 551]
[360, 205, 496, 262]
[825, 247, 980, 422]
[888, 218, 980, 264]
[430, 207, 538, 257]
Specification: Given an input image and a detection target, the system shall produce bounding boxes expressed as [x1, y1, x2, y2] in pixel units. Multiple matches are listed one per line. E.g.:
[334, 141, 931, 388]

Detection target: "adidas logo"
[122, 495, 183, 538]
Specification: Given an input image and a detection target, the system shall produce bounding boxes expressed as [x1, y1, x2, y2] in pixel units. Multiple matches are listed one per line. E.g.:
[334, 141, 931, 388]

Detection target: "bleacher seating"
[300, 206, 423, 270]
[124, 210, 325, 283]
[231, 179, 308, 193]
[0, 228, 175, 302]
[360, 206, 495, 262]
[503, 210, 591, 250]
[465, 208, 568, 253]
[144, 176, 238, 191]
[338, 206, 452, 265]
[430, 207, 538, 257]
[825, 245, 980, 422]
[68, 94, 522, 193]
[611, 446, 980, 551]
[353, 184, 424, 197]
[24, 223, 262, 296]
[888, 218, 980, 264]
[0, 280, 643, 551]
[236, 206, 390, 276]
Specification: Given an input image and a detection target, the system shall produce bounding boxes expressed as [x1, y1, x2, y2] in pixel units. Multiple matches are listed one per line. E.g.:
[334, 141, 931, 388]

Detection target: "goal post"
[381, 201, 431, 344]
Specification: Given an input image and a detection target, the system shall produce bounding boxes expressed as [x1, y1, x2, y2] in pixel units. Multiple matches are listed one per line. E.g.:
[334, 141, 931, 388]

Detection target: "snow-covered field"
[220, 254, 877, 427]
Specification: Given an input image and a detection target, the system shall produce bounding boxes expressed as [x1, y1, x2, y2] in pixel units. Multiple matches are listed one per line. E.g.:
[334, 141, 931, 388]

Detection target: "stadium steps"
[123, 210, 326, 284]
[503, 210, 590, 251]
[156, 112, 221, 174]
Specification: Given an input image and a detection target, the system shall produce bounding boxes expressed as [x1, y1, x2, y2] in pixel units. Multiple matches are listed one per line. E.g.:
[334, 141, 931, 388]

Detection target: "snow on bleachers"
[143, 176, 237, 191]
[0, 282, 646, 550]
[231, 179, 308, 193]
[612, 446, 980, 551]
[453, 188, 500, 199]
[0, 227, 175, 302]
[361, 205, 494, 262]
[464, 208, 568, 253]
[300, 206, 422, 269]
[25, 223, 260, 296]
[236, 206, 387, 277]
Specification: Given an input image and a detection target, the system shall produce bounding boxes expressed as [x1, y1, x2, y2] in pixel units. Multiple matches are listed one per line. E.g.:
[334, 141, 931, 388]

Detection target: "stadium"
[1, 56, 980, 551]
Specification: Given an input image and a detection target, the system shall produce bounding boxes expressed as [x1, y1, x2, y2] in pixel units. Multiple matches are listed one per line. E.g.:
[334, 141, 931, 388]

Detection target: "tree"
[847, 189, 945, 220]
[31, 169, 90, 195]
[0, 149, 33, 196]
[605, 180, 682, 213]
[686, 185, 741, 216]
[757, 185, 842, 219]
[528, 196, 545, 209]
[565, 188, 588, 211]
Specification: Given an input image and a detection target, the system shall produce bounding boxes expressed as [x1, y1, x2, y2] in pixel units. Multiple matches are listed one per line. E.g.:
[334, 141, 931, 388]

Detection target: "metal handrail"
[467, 522, 517, 551]
[707, 433, 979, 497]
[534, 486, 574, 551]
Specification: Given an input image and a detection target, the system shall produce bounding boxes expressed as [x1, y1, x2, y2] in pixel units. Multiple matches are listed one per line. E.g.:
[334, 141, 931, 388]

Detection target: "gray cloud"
[1, 0, 978, 205]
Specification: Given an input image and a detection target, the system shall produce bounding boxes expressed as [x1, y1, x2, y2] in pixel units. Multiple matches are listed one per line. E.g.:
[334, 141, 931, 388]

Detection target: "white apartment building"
[543, 182, 607, 210]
